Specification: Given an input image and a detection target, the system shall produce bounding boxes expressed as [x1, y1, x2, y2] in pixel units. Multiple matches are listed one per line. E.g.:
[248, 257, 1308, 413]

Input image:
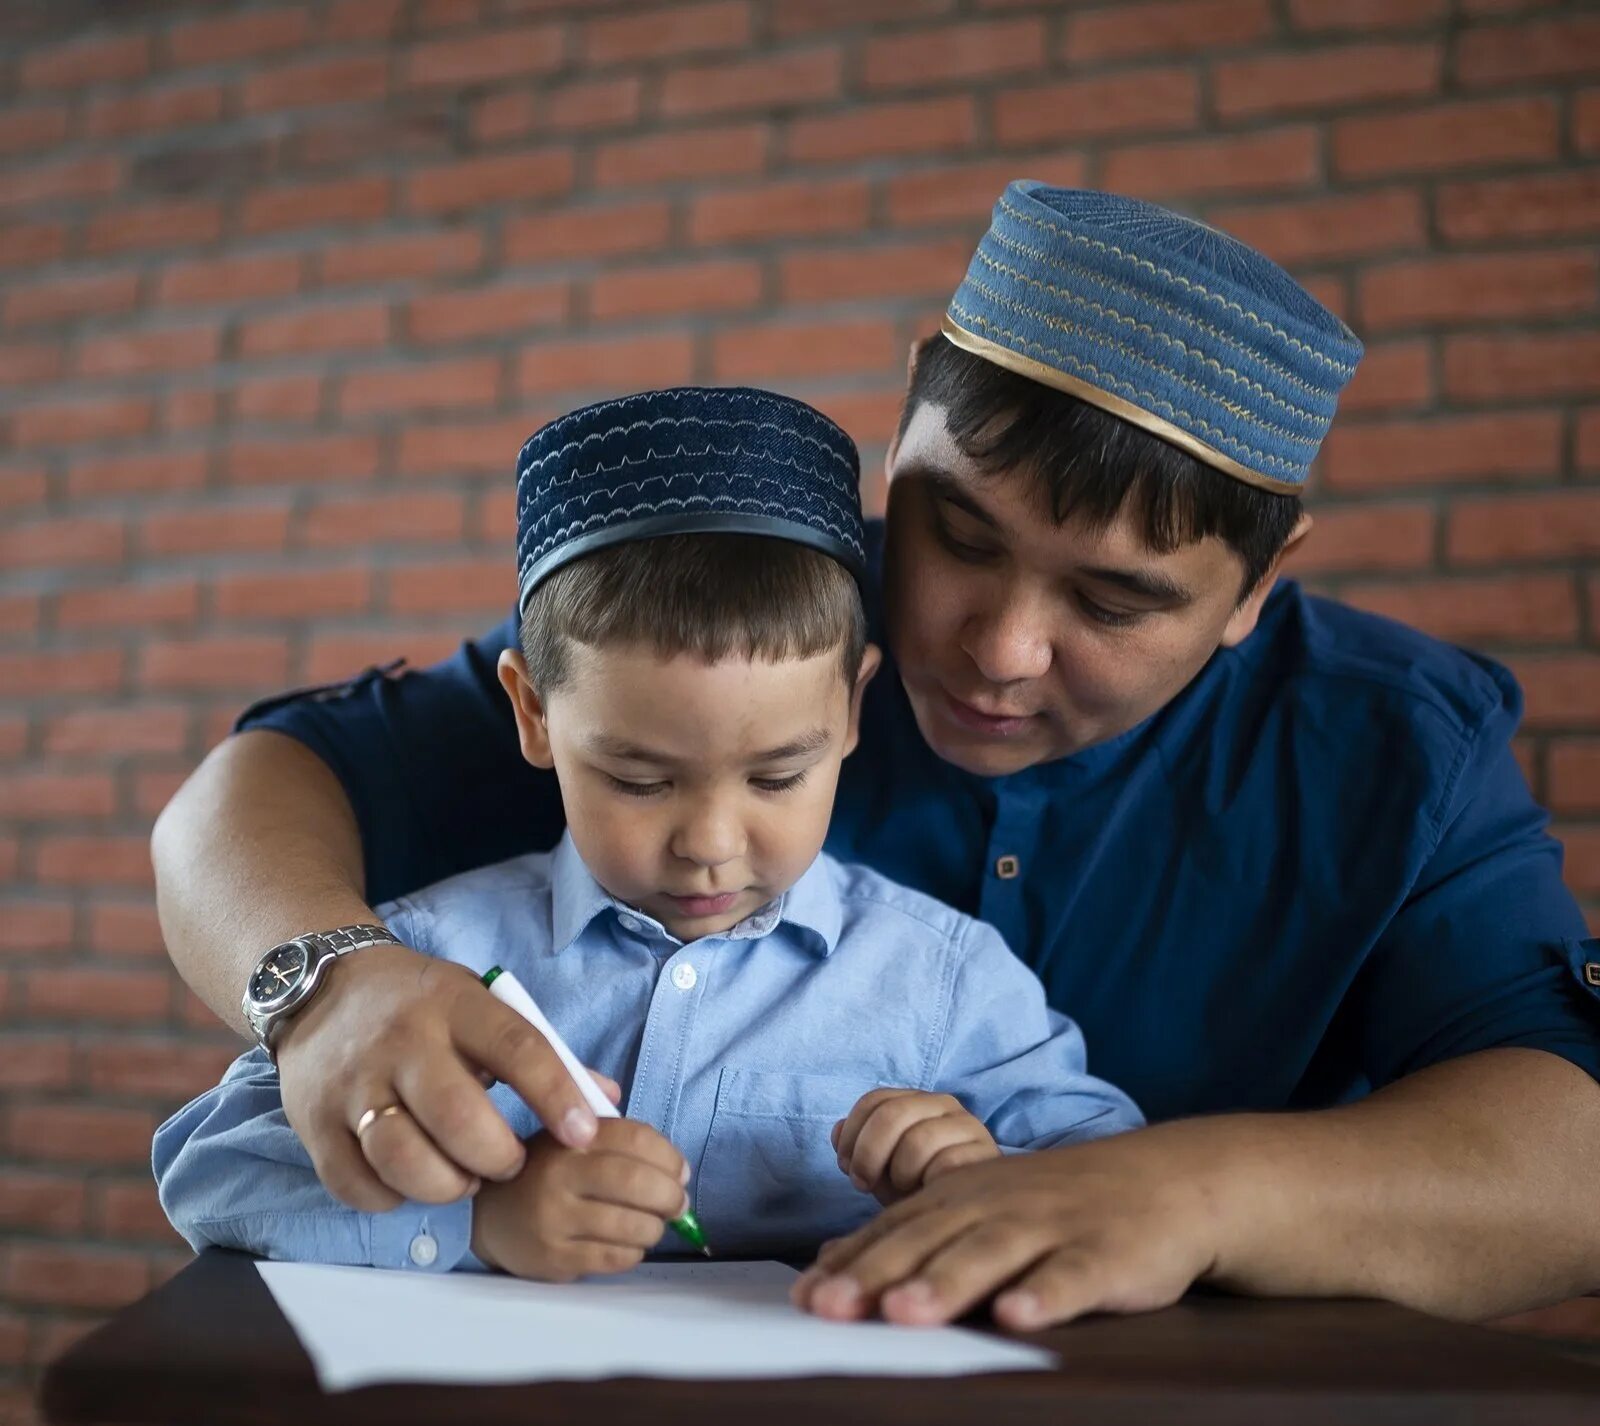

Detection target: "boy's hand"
[470, 1118, 690, 1282]
[834, 1089, 1000, 1205]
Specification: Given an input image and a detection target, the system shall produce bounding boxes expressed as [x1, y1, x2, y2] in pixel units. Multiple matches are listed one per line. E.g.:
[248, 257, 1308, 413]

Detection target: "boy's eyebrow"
[750, 727, 832, 762]
[1080, 565, 1194, 604]
[587, 727, 833, 763]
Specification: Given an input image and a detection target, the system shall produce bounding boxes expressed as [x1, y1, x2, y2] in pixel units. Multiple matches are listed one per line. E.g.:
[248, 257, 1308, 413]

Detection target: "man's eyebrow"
[1080, 566, 1194, 604]
[922, 471, 1003, 530]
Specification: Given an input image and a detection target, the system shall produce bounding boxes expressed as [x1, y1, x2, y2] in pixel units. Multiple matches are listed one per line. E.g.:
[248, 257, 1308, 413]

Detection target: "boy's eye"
[1078, 594, 1140, 629]
[606, 774, 667, 798]
[751, 771, 808, 794]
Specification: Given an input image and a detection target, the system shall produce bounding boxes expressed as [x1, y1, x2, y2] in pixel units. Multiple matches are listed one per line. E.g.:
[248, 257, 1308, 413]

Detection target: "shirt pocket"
[693, 1068, 883, 1257]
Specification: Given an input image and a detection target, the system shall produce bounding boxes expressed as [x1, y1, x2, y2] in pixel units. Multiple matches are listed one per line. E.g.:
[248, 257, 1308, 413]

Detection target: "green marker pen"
[481, 966, 711, 1257]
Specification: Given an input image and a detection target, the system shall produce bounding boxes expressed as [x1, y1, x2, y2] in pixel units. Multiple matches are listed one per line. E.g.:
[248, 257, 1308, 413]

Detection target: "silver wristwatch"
[242, 923, 402, 1058]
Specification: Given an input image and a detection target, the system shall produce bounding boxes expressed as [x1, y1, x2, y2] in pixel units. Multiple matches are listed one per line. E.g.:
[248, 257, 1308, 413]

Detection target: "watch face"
[249, 941, 311, 1008]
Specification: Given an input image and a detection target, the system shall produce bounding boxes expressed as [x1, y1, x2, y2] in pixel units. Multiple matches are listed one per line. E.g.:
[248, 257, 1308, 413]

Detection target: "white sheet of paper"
[256, 1259, 1055, 1390]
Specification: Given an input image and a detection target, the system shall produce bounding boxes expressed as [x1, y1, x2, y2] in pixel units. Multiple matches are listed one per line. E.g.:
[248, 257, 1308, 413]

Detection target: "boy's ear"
[1220, 513, 1313, 649]
[496, 648, 555, 770]
[841, 643, 883, 759]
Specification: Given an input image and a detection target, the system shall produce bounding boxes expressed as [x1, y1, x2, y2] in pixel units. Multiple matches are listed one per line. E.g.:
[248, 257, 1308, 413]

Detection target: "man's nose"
[962, 587, 1053, 686]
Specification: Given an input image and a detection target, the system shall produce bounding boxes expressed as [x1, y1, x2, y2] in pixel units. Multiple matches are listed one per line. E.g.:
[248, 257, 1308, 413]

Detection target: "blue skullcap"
[515, 386, 866, 615]
[944, 182, 1363, 492]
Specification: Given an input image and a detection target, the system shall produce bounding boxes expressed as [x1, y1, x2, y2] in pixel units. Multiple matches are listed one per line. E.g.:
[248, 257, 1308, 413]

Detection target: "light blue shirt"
[154, 833, 1142, 1273]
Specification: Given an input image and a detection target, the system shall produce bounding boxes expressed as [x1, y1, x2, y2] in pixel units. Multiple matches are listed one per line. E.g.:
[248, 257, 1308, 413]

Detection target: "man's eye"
[932, 511, 997, 563]
[606, 775, 667, 798]
[1078, 595, 1140, 629]
[751, 771, 808, 794]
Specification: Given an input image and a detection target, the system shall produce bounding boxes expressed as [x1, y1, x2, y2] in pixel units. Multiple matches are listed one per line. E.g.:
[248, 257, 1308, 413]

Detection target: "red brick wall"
[1, 0, 1597, 1402]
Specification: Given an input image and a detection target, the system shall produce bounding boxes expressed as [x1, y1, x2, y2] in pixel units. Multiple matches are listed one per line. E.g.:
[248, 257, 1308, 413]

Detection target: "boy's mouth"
[664, 891, 743, 918]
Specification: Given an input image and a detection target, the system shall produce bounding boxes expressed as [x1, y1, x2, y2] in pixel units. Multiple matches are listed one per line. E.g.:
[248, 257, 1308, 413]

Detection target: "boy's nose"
[671, 805, 746, 869]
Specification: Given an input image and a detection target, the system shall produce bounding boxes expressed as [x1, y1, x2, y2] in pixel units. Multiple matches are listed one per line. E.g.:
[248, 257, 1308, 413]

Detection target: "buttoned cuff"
[368, 1197, 474, 1272]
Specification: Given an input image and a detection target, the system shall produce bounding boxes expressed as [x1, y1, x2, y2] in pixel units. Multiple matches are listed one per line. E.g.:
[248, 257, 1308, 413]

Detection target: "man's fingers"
[879, 1223, 1054, 1326]
[804, 1208, 970, 1321]
[920, 1139, 996, 1183]
[305, 1118, 405, 1214]
[451, 991, 598, 1149]
[992, 1248, 1116, 1331]
[354, 1100, 480, 1205]
[394, 1053, 526, 1185]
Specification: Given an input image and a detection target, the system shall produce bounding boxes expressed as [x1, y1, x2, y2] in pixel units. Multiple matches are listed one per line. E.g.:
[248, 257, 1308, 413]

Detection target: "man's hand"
[795, 1122, 1229, 1329]
[471, 1119, 690, 1281]
[275, 944, 611, 1212]
[833, 1089, 999, 1205]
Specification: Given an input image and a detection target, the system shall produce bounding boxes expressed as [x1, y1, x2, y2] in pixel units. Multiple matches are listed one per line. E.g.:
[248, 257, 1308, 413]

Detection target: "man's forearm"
[1201, 1046, 1600, 1318]
[152, 730, 377, 1037]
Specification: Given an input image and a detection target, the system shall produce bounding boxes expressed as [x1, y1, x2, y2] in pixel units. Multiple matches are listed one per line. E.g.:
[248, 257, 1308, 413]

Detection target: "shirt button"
[995, 854, 1020, 879]
[409, 1233, 439, 1267]
[671, 962, 698, 991]
[618, 914, 643, 934]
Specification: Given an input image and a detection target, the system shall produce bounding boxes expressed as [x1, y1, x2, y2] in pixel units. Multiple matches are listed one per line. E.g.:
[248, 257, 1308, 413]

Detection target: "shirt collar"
[548, 831, 842, 958]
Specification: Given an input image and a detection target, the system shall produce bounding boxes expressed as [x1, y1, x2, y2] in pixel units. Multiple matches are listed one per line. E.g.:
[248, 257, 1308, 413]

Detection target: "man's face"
[884, 402, 1286, 778]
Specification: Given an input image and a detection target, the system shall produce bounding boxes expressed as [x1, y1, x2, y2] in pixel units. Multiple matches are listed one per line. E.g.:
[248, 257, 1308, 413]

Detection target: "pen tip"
[700, 1246, 713, 1258]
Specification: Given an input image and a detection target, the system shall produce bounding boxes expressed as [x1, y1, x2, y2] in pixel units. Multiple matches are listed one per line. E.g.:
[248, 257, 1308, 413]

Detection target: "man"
[155, 184, 1600, 1328]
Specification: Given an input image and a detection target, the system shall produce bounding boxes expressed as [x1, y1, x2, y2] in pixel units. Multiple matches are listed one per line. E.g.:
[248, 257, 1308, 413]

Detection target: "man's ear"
[841, 643, 883, 759]
[496, 648, 555, 769]
[1220, 513, 1313, 649]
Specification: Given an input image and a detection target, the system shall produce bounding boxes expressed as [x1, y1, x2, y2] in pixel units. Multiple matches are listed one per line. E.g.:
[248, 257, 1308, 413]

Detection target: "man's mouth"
[939, 687, 1039, 738]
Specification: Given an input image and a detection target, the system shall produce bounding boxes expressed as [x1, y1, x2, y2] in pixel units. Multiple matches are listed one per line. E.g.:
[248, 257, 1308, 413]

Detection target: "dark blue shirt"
[238, 523, 1600, 1122]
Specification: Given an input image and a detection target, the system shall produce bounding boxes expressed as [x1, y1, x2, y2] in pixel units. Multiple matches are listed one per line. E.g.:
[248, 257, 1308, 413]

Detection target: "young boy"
[154, 386, 1141, 1281]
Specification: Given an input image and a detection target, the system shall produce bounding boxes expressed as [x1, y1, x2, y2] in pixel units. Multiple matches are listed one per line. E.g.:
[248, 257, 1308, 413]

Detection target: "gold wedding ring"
[355, 1104, 403, 1138]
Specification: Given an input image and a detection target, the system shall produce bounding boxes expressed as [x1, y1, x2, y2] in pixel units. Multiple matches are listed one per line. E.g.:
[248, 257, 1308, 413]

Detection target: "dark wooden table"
[40, 1250, 1600, 1426]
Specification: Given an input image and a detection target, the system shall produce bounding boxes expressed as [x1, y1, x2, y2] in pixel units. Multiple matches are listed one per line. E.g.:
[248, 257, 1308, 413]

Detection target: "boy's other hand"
[833, 1089, 999, 1205]
[470, 1119, 691, 1281]
[274, 945, 610, 1213]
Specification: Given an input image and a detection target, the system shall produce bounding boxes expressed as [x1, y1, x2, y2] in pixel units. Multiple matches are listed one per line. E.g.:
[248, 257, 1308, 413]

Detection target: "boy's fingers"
[573, 1151, 690, 1221]
[590, 1118, 687, 1182]
[451, 992, 598, 1150]
[588, 1069, 623, 1105]
[885, 1115, 973, 1195]
[392, 1053, 526, 1185]
[834, 1089, 906, 1166]
[920, 1139, 997, 1184]
[848, 1096, 945, 1190]
[353, 1098, 478, 1205]
[570, 1200, 673, 1251]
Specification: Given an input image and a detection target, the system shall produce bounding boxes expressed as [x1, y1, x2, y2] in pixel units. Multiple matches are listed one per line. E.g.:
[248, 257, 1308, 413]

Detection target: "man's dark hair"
[899, 335, 1303, 595]
[520, 533, 867, 694]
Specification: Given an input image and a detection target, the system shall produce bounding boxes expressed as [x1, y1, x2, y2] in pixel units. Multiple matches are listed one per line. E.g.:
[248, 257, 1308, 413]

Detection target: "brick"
[141, 636, 291, 693]
[0, 103, 69, 157]
[712, 318, 898, 381]
[503, 201, 671, 264]
[1444, 333, 1600, 402]
[1285, 505, 1435, 575]
[0, 340, 62, 386]
[1291, 0, 1444, 26]
[6, 1246, 147, 1310]
[408, 150, 573, 216]
[0, 516, 123, 570]
[1359, 251, 1596, 330]
[471, 91, 537, 143]
[582, 2, 750, 64]
[516, 333, 695, 396]
[135, 768, 190, 819]
[13, 396, 154, 449]
[544, 77, 641, 132]
[232, 374, 323, 424]
[76, 324, 222, 378]
[302, 492, 467, 547]
[1580, 410, 1600, 474]
[0, 465, 49, 513]
[1318, 412, 1562, 492]
[167, 7, 309, 65]
[1338, 341, 1434, 414]
[241, 175, 391, 236]
[87, 198, 222, 256]
[1446, 492, 1600, 565]
[58, 580, 200, 632]
[35, 835, 152, 888]
[304, 630, 466, 685]
[773, 0, 952, 33]
[1437, 173, 1600, 243]
[815, 389, 909, 449]
[1103, 128, 1318, 199]
[1549, 741, 1600, 815]
[406, 281, 567, 342]
[862, 19, 1043, 90]
[0, 649, 124, 698]
[662, 47, 841, 118]
[689, 178, 868, 245]
[212, 567, 373, 621]
[326, 0, 404, 43]
[1214, 43, 1440, 119]
[396, 417, 540, 477]
[25, 967, 171, 1024]
[1339, 573, 1578, 644]
[404, 24, 564, 86]
[0, 771, 115, 821]
[1209, 189, 1424, 263]
[20, 31, 149, 89]
[1560, 825, 1600, 897]
[83, 1039, 239, 1100]
[239, 301, 391, 358]
[0, 591, 39, 639]
[243, 53, 389, 113]
[66, 450, 208, 500]
[589, 260, 762, 322]
[44, 708, 189, 759]
[994, 72, 1196, 146]
[87, 899, 166, 957]
[386, 558, 510, 615]
[596, 124, 767, 187]
[97, 1180, 184, 1242]
[0, 154, 121, 210]
[1457, 16, 1600, 86]
[1066, 0, 1272, 60]
[223, 432, 381, 487]
[1333, 98, 1559, 179]
[339, 357, 502, 416]
[0, 1171, 85, 1231]
[417, 0, 479, 28]
[0, 220, 67, 270]
[885, 155, 1087, 226]
[4, 270, 140, 328]
[140, 504, 291, 557]
[320, 230, 482, 287]
[1513, 657, 1600, 731]
[1577, 90, 1600, 155]
[84, 81, 223, 139]
[165, 386, 222, 434]
[781, 238, 971, 303]
[156, 251, 304, 307]
[0, 902, 72, 956]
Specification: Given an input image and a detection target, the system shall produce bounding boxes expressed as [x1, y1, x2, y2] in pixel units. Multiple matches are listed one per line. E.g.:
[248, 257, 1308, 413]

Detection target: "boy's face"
[499, 640, 879, 943]
[883, 401, 1306, 778]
